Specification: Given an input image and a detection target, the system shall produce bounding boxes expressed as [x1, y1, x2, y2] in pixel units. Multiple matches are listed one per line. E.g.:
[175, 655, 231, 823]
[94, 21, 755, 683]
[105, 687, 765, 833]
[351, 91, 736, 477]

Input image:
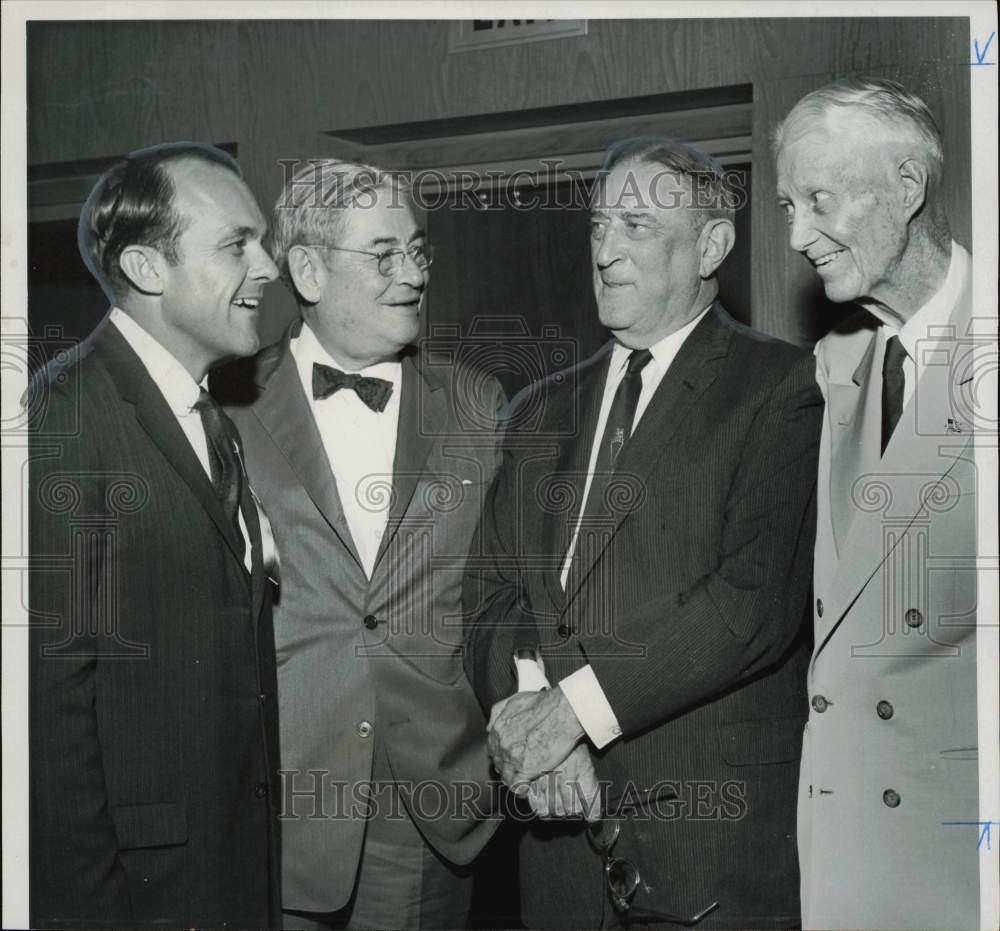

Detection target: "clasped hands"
[487, 688, 601, 821]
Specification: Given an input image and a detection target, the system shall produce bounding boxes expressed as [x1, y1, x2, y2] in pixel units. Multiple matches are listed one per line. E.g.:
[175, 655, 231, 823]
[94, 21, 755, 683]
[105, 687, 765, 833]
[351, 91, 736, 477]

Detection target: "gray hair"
[270, 158, 409, 284]
[594, 136, 737, 226]
[772, 76, 944, 185]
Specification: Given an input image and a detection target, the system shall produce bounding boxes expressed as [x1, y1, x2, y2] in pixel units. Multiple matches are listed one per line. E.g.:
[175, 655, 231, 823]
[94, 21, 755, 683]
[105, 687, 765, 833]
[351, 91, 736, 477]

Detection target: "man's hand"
[487, 687, 585, 788]
[526, 744, 602, 821]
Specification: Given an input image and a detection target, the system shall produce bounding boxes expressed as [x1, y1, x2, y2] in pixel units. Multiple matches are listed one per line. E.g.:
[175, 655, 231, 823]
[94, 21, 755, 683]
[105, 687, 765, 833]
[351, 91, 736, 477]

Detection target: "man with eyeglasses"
[465, 138, 823, 928]
[218, 158, 506, 930]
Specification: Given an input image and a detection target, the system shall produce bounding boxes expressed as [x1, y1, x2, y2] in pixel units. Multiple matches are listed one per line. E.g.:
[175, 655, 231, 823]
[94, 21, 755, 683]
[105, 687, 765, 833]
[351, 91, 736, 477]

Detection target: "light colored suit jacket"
[222, 324, 505, 912]
[799, 268, 980, 930]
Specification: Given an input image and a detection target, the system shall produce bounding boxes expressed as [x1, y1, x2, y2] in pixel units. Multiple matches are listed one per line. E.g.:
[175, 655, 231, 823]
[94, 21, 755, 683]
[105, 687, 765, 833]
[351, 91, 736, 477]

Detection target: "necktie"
[594, 348, 653, 476]
[312, 362, 393, 412]
[194, 388, 246, 560]
[881, 335, 907, 455]
[565, 348, 652, 590]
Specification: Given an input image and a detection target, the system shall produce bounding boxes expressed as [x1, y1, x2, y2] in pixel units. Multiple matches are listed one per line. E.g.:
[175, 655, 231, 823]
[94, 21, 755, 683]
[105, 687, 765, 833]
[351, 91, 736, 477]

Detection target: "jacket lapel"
[538, 344, 611, 617]
[250, 327, 364, 573]
[826, 332, 881, 555]
[814, 279, 976, 658]
[371, 353, 444, 577]
[562, 305, 731, 611]
[96, 320, 248, 571]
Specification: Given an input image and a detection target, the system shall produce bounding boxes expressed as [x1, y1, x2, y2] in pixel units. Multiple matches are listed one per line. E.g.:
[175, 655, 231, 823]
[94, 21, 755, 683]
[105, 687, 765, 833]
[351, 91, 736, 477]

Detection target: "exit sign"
[449, 19, 588, 52]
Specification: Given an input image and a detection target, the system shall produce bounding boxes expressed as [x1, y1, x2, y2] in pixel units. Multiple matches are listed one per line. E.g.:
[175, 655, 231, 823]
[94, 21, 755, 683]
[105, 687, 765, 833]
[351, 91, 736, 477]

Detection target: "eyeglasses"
[303, 242, 434, 278]
[586, 818, 719, 926]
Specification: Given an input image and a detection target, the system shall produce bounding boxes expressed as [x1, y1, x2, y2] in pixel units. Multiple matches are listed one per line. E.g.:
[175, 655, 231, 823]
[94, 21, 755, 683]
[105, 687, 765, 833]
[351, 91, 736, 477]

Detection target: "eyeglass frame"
[586, 818, 719, 926]
[299, 241, 434, 278]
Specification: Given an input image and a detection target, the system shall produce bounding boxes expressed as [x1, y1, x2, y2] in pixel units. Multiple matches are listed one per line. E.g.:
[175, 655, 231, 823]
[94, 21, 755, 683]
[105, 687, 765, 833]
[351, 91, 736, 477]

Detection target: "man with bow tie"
[220, 158, 506, 930]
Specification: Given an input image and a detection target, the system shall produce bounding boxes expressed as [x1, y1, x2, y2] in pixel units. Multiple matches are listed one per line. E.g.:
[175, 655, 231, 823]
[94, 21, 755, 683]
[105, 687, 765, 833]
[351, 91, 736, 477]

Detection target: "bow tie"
[312, 362, 393, 412]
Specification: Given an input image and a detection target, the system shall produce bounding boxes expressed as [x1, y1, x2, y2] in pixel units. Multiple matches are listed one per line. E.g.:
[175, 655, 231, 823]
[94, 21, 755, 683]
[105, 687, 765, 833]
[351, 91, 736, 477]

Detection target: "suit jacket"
[220, 323, 505, 913]
[28, 316, 282, 929]
[799, 270, 980, 929]
[465, 304, 824, 929]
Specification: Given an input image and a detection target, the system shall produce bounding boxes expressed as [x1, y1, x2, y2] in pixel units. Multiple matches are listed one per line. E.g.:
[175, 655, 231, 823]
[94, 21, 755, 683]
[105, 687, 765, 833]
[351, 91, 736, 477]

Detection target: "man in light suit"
[220, 159, 505, 930]
[28, 143, 282, 927]
[775, 76, 982, 930]
[465, 138, 823, 928]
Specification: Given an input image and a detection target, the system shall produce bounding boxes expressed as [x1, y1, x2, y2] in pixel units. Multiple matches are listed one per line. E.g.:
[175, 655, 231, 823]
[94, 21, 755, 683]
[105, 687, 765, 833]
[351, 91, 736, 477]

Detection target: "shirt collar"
[867, 242, 969, 361]
[896, 241, 969, 360]
[292, 319, 402, 389]
[609, 304, 712, 374]
[109, 308, 203, 415]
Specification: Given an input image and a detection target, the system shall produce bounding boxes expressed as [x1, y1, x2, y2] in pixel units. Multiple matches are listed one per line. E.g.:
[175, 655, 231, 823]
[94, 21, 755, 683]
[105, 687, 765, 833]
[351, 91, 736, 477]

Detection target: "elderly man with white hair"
[776, 77, 980, 930]
[218, 158, 506, 930]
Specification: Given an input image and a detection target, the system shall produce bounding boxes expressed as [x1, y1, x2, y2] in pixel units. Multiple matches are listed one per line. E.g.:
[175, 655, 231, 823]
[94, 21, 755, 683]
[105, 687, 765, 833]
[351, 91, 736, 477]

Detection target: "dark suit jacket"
[28, 315, 281, 929]
[219, 323, 506, 913]
[465, 304, 823, 929]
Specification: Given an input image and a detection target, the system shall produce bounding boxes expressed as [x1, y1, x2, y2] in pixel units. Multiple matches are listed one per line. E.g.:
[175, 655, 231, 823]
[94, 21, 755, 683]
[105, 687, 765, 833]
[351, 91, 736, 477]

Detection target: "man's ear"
[118, 245, 165, 296]
[699, 218, 736, 279]
[898, 157, 929, 221]
[287, 245, 325, 305]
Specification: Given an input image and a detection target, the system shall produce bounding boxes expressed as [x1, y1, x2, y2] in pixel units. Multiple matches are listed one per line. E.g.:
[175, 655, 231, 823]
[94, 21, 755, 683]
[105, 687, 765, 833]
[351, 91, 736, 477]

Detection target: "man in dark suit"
[220, 159, 505, 930]
[28, 142, 282, 928]
[465, 138, 823, 928]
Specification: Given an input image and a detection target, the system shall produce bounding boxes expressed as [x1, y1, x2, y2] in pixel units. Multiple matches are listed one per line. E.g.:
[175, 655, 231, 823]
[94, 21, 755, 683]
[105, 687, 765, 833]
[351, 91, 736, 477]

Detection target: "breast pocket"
[412, 457, 493, 559]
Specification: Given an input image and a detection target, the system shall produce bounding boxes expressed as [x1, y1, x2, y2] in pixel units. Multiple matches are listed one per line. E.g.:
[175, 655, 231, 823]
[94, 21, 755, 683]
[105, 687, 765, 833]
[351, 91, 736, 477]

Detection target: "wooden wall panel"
[27, 21, 239, 164]
[753, 56, 972, 343]
[27, 17, 972, 346]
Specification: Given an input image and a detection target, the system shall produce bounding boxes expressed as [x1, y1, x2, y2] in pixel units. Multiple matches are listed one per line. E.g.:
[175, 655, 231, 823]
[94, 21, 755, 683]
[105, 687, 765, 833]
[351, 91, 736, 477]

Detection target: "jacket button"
[904, 608, 923, 628]
[357, 720, 373, 738]
[883, 788, 901, 808]
[258, 693, 267, 704]
[254, 782, 268, 799]
[811, 695, 830, 713]
[816, 598, 824, 618]
[876, 700, 894, 720]
[556, 624, 570, 639]
[363, 614, 378, 630]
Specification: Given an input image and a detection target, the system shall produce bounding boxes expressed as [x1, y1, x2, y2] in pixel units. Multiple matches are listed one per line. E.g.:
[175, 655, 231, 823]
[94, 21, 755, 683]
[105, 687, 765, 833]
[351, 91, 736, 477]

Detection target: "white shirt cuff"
[559, 665, 623, 749]
[514, 655, 550, 692]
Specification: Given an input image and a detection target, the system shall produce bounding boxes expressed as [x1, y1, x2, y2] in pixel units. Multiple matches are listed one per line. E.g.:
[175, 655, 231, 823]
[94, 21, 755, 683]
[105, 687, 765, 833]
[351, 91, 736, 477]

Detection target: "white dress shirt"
[863, 241, 970, 409]
[525, 306, 712, 748]
[291, 321, 402, 579]
[110, 308, 252, 570]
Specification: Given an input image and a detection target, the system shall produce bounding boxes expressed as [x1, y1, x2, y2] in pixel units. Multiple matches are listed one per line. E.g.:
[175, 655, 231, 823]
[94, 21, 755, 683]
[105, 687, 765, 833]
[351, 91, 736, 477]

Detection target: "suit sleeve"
[588, 355, 823, 736]
[463, 382, 536, 712]
[29, 380, 132, 923]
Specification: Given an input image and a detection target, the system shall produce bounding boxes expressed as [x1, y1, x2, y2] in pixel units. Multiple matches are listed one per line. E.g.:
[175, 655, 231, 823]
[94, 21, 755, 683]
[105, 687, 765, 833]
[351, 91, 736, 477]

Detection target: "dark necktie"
[194, 388, 245, 560]
[566, 348, 653, 589]
[312, 362, 393, 412]
[881, 335, 907, 455]
[594, 348, 653, 476]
